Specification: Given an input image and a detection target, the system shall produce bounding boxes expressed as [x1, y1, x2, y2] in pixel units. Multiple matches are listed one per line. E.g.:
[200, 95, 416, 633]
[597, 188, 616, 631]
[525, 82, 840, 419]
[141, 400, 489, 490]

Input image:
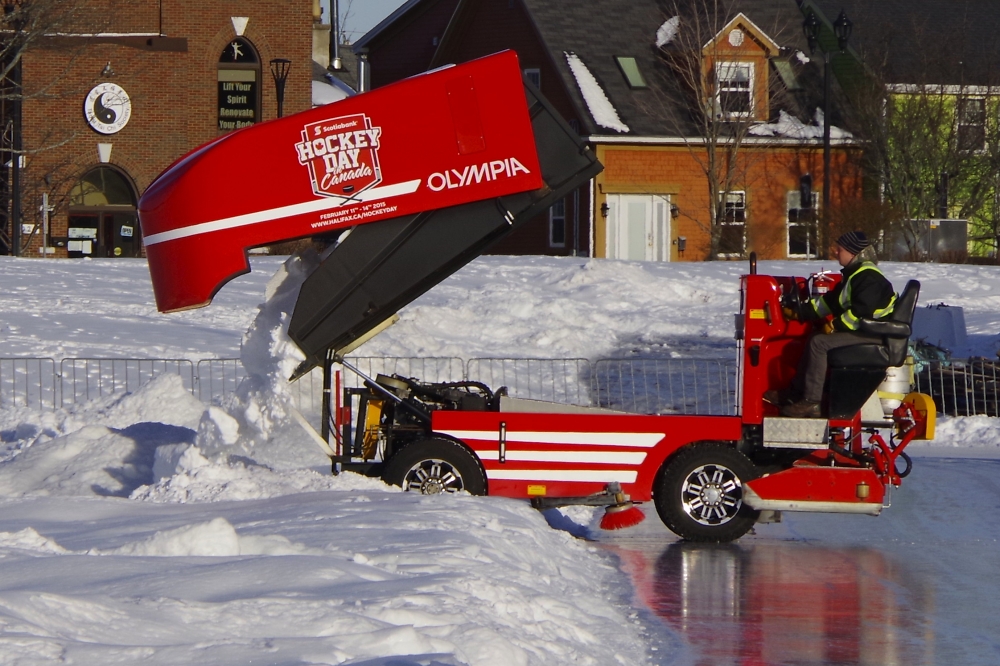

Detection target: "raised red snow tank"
[138, 51, 543, 312]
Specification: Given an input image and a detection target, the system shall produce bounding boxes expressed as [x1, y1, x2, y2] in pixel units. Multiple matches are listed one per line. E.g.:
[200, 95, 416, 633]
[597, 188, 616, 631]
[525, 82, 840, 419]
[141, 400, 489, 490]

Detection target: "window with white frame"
[549, 198, 566, 247]
[716, 62, 753, 118]
[786, 190, 819, 257]
[957, 97, 986, 151]
[523, 68, 541, 89]
[719, 191, 746, 256]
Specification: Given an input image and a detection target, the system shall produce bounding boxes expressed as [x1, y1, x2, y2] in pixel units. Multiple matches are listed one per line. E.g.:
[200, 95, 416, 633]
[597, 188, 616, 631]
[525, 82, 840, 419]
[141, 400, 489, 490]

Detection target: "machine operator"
[766, 230, 897, 418]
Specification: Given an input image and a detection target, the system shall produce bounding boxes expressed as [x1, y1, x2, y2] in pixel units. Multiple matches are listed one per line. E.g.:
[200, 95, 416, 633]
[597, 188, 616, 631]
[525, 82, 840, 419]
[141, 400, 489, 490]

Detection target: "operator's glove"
[820, 318, 835, 334]
[782, 306, 799, 321]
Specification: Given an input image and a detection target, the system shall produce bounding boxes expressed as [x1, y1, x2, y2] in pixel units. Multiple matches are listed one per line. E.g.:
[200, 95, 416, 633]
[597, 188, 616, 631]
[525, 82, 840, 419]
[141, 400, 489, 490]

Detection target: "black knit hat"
[836, 230, 870, 255]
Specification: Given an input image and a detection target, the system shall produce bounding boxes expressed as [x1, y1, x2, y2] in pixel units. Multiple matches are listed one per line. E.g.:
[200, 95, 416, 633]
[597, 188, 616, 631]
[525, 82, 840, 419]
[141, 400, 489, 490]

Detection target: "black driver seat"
[826, 280, 920, 419]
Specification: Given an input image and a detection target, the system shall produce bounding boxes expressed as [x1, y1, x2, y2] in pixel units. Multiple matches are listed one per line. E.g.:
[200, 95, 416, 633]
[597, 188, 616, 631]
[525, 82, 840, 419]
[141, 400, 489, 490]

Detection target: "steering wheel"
[781, 279, 805, 320]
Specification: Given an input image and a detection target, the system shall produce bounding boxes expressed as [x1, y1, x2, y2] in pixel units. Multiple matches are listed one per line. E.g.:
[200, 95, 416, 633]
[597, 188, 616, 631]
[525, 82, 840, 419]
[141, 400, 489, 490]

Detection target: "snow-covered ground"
[0, 254, 998, 664]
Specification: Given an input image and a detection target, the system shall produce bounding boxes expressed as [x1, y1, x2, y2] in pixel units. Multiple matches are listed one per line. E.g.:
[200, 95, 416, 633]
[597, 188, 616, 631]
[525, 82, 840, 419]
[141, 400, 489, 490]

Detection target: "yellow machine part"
[903, 392, 936, 440]
[362, 399, 384, 460]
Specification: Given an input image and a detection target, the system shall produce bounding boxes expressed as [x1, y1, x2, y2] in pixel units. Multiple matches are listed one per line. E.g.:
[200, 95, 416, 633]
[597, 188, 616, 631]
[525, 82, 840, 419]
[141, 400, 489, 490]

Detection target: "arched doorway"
[67, 166, 141, 258]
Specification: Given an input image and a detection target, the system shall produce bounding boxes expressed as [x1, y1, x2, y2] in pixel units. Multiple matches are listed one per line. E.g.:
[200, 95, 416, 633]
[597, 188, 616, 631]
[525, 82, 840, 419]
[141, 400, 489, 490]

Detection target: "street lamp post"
[3, 0, 23, 257]
[269, 58, 291, 119]
[803, 9, 852, 254]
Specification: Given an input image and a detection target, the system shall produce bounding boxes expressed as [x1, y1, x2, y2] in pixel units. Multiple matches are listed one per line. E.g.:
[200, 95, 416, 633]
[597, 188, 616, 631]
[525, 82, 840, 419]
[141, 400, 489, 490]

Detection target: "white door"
[606, 194, 671, 261]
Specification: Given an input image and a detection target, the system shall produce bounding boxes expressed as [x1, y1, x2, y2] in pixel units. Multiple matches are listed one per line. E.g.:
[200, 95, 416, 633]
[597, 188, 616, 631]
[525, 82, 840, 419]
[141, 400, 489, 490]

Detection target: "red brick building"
[8, 0, 314, 258]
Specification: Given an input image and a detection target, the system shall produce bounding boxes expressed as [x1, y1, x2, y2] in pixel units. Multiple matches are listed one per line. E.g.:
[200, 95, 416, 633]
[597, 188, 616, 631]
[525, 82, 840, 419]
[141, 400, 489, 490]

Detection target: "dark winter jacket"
[809, 260, 896, 332]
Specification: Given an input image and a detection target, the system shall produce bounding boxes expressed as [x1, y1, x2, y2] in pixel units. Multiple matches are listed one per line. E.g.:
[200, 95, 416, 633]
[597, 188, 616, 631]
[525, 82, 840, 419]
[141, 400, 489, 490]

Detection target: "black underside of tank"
[287, 81, 603, 375]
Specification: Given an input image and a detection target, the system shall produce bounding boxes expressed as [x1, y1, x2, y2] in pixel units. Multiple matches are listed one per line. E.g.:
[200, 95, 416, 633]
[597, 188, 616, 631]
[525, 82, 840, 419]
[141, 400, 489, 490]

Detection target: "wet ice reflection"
[613, 540, 934, 665]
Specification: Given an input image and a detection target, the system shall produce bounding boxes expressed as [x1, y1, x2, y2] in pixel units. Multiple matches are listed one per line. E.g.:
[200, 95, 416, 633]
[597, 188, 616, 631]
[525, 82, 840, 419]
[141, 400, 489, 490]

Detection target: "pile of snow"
[564, 52, 630, 133]
[312, 79, 351, 106]
[0, 252, 653, 665]
[749, 108, 853, 140]
[192, 251, 326, 471]
[655, 17, 680, 47]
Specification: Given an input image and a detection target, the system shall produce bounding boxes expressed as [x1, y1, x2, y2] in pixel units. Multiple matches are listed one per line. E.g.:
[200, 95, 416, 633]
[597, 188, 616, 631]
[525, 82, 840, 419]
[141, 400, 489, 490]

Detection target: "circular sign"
[84, 83, 132, 134]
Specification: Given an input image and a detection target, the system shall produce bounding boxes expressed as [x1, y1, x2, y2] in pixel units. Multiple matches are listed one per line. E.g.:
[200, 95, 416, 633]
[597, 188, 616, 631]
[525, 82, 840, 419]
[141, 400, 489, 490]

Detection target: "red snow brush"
[599, 483, 646, 530]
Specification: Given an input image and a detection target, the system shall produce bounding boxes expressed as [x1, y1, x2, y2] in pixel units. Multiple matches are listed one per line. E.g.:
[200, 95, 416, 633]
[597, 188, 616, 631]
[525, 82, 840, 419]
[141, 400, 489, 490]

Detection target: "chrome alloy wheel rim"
[680, 463, 743, 525]
[403, 459, 464, 494]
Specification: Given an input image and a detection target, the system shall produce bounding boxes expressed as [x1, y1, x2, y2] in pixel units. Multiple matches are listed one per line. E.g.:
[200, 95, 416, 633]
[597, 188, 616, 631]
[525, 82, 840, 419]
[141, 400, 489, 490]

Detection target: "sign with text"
[218, 70, 258, 131]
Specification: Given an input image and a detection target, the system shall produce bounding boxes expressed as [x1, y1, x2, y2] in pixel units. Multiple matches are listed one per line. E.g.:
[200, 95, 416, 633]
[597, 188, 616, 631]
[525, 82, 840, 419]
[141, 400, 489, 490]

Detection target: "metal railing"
[59, 358, 194, 406]
[343, 357, 466, 387]
[466, 357, 592, 405]
[593, 358, 738, 416]
[914, 359, 1000, 417]
[0, 358, 57, 409]
[3, 354, 997, 418]
[195, 358, 246, 403]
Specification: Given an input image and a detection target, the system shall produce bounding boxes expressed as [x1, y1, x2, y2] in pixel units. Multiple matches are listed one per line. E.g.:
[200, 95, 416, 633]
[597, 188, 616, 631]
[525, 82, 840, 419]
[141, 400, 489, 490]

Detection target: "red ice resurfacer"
[139, 51, 934, 542]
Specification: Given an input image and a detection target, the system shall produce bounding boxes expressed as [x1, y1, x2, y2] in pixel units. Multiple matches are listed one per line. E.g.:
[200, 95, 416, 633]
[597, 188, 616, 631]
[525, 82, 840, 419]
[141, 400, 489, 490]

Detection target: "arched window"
[69, 166, 137, 207]
[218, 37, 261, 131]
[67, 166, 141, 258]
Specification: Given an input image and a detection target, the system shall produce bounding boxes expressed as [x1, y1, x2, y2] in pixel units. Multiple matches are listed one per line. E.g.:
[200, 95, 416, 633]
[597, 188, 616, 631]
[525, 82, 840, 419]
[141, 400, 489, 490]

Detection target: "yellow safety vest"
[811, 262, 896, 331]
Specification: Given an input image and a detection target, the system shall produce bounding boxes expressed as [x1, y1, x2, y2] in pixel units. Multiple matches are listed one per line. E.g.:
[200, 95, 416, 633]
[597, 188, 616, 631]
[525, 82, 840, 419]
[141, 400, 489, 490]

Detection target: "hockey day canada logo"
[295, 113, 382, 201]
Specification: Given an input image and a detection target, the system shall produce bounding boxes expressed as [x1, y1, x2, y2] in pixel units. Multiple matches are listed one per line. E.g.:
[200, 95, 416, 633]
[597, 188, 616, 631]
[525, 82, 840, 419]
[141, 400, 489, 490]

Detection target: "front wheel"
[654, 443, 760, 542]
[382, 438, 487, 496]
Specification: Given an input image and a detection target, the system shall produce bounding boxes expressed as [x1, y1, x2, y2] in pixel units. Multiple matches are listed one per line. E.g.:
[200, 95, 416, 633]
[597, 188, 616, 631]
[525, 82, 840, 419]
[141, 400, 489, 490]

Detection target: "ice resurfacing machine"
[139, 51, 934, 542]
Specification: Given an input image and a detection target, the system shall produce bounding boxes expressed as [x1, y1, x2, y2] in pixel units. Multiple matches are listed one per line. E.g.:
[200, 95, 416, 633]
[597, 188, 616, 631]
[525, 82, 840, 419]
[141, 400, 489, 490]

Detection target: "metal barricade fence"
[193, 358, 324, 431]
[341, 357, 466, 387]
[592, 358, 738, 416]
[5, 354, 999, 419]
[195, 358, 246, 404]
[0, 358, 58, 410]
[466, 357, 592, 406]
[914, 359, 1000, 417]
[59, 358, 195, 406]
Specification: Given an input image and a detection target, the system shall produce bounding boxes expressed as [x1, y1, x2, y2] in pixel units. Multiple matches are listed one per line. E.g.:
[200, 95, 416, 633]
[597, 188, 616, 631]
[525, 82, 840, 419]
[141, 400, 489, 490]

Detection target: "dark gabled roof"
[521, 0, 822, 137]
[354, 0, 426, 50]
[324, 47, 359, 91]
[810, 0, 1000, 86]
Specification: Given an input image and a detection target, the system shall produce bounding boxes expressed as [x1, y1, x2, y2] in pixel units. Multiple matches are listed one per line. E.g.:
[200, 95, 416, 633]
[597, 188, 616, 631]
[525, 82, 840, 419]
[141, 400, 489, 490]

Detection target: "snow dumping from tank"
[192, 250, 332, 472]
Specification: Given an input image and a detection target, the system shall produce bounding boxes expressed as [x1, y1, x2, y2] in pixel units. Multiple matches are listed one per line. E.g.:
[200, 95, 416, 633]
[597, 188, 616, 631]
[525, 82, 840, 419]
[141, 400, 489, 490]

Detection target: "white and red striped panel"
[431, 411, 743, 501]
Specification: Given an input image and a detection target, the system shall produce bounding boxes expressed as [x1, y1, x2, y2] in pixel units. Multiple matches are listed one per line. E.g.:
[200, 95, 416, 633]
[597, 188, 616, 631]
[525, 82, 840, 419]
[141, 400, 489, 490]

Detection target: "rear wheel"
[382, 438, 486, 496]
[654, 443, 760, 542]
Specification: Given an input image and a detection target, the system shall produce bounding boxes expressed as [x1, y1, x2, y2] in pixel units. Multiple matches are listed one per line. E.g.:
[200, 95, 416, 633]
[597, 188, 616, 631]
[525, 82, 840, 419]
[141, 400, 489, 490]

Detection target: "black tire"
[382, 438, 487, 496]
[654, 443, 760, 543]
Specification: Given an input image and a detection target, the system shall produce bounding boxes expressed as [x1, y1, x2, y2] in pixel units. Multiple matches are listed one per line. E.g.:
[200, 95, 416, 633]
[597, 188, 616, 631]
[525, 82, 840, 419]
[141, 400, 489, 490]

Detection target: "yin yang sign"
[84, 83, 132, 135]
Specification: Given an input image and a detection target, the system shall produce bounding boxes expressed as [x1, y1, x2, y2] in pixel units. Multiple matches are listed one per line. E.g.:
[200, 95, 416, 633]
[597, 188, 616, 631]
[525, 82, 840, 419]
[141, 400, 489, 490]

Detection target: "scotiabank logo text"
[427, 157, 531, 192]
[295, 114, 383, 200]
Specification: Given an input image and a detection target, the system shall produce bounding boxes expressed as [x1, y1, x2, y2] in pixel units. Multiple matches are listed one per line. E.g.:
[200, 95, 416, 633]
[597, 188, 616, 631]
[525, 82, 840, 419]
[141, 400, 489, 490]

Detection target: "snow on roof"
[748, 109, 852, 140]
[564, 51, 630, 133]
[656, 17, 680, 48]
[312, 79, 353, 106]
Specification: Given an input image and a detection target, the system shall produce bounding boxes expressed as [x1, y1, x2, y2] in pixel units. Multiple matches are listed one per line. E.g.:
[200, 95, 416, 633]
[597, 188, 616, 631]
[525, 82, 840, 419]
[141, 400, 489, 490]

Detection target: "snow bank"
[0, 252, 649, 665]
[0, 374, 203, 497]
[907, 415, 1000, 457]
[0, 493, 647, 665]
